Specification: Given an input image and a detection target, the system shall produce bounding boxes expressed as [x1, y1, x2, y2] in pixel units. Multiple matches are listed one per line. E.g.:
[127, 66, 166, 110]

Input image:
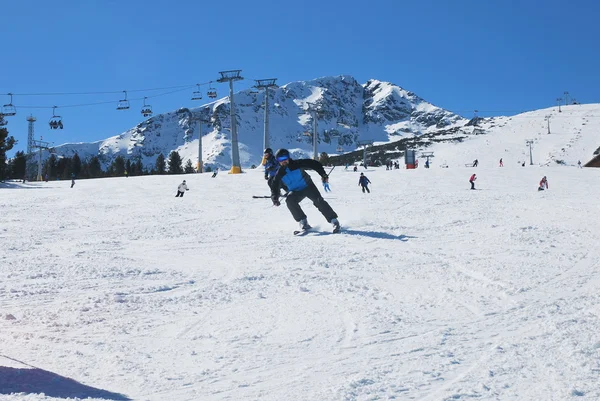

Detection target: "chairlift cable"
[13, 86, 193, 109]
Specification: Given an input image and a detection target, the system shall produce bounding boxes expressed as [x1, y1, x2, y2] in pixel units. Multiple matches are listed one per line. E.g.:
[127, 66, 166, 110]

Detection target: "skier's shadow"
[0, 366, 130, 400]
[319, 228, 415, 241]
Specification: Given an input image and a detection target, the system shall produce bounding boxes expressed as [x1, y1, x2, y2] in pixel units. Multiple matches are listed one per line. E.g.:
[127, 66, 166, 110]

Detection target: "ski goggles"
[277, 155, 290, 162]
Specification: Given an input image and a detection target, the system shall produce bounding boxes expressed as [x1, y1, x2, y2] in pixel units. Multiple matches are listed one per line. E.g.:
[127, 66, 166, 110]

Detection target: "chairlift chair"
[2, 93, 17, 116]
[140, 97, 153, 117]
[49, 106, 63, 129]
[116, 90, 130, 110]
[191, 84, 203, 100]
[207, 84, 217, 99]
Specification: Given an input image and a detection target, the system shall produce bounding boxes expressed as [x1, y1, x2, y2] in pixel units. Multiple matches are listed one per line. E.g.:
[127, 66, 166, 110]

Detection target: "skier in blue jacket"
[358, 172, 371, 193]
[263, 148, 279, 181]
[270, 149, 340, 233]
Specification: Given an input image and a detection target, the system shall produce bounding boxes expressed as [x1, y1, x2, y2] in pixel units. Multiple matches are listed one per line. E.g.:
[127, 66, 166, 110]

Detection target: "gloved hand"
[264, 175, 269, 180]
[272, 199, 280, 206]
[322, 174, 328, 180]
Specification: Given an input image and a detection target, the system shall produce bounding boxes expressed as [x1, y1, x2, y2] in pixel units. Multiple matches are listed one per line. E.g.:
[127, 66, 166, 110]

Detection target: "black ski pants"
[470, 180, 475, 190]
[175, 191, 185, 197]
[286, 183, 337, 223]
[361, 185, 370, 193]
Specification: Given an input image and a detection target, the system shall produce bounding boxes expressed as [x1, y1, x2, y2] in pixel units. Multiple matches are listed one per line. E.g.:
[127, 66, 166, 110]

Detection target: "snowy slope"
[426, 103, 600, 168]
[1, 144, 599, 400]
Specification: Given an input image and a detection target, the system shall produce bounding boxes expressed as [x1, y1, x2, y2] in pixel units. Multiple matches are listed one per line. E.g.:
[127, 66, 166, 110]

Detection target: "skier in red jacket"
[538, 176, 548, 191]
[469, 173, 477, 190]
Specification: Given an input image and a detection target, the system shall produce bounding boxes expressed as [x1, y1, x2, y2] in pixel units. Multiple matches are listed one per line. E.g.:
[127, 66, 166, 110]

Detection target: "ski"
[293, 227, 342, 235]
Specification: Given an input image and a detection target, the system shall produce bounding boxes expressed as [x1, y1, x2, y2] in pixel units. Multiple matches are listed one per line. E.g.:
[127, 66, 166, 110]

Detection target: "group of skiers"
[173, 149, 553, 232]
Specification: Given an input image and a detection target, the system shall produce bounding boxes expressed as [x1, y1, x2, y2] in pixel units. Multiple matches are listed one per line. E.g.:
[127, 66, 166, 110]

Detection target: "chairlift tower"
[357, 139, 374, 167]
[27, 115, 36, 155]
[177, 108, 210, 173]
[526, 140, 534, 165]
[31, 137, 51, 181]
[545, 115, 551, 134]
[254, 78, 278, 152]
[299, 103, 323, 160]
[217, 70, 243, 174]
[25, 115, 37, 179]
[421, 151, 435, 167]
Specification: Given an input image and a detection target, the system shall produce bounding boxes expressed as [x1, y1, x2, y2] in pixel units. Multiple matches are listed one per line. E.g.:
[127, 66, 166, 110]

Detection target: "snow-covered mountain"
[49, 75, 466, 170]
[46, 75, 600, 172]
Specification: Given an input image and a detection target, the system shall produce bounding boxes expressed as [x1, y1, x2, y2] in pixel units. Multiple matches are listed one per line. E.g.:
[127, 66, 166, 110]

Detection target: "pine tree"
[184, 159, 195, 173]
[135, 159, 144, 176]
[125, 159, 132, 176]
[8, 151, 27, 179]
[88, 156, 103, 178]
[167, 151, 183, 174]
[155, 153, 166, 175]
[71, 153, 82, 177]
[319, 152, 330, 165]
[43, 154, 58, 179]
[0, 127, 16, 181]
[111, 155, 125, 176]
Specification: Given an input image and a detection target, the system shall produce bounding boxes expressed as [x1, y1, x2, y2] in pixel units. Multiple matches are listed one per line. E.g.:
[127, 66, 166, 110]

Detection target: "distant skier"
[538, 176, 548, 191]
[469, 173, 477, 190]
[263, 148, 279, 181]
[499, 158, 503, 167]
[578, 160, 582, 168]
[71, 173, 76, 188]
[322, 175, 331, 192]
[353, 165, 358, 172]
[270, 148, 340, 233]
[211, 168, 219, 178]
[425, 159, 430, 168]
[358, 172, 371, 193]
[124, 170, 129, 178]
[472, 159, 479, 167]
[175, 180, 188, 197]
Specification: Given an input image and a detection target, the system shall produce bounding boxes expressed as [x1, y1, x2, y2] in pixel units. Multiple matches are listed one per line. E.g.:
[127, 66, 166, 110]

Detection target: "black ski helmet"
[264, 148, 273, 155]
[275, 148, 290, 160]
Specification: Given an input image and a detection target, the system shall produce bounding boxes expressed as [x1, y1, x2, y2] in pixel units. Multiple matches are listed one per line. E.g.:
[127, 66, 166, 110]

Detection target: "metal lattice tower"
[27, 115, 36, 155]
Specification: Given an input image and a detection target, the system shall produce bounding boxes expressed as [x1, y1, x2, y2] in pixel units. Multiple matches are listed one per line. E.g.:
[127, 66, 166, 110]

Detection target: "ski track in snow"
[1, 149, 600, 401]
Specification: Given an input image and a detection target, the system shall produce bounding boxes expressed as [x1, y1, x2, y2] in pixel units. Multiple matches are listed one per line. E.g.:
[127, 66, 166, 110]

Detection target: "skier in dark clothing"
[70, 173, 76, 188]
[358, 172, 371, 193]
[263, 147, 288, 196]
[270, 149, 340, 233]
[263, 148, 279, 181]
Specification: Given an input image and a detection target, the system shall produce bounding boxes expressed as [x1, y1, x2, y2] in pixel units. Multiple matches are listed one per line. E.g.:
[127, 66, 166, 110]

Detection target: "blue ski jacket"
[264, 154, 279, 179]
[270, 159, 328, 200]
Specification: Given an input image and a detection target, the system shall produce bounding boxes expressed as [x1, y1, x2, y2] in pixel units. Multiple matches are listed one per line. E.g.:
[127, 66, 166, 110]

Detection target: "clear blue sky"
[3, 0, 599, 156]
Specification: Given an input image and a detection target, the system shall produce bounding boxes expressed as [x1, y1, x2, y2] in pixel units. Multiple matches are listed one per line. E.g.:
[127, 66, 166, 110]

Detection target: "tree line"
[3, 147, 199, 182]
